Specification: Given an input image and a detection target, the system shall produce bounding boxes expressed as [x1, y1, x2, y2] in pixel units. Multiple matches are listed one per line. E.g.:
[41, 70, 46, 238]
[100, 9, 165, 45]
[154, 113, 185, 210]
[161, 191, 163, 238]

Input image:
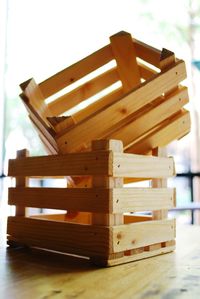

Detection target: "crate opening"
[29, 211, 154, 225]
[45, 60, 117, 103]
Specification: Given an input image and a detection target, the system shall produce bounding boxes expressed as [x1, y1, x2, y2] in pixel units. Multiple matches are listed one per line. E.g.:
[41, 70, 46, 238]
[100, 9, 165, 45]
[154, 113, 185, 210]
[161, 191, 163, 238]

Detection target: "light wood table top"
[1, 221, 200, 299]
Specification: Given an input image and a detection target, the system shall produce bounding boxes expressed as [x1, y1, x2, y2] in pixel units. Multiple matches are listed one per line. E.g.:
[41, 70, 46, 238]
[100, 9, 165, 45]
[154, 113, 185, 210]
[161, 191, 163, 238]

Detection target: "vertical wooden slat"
[91, 139, 124, 262]
[91, 139, 124, 226]
[110, 31, 141, 92]
[152, 147, 168, 220]
[15, 149, 29, 217]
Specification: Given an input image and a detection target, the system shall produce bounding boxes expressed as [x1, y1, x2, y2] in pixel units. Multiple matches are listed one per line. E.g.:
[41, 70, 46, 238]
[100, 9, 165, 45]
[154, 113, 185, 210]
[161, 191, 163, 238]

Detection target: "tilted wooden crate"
[19, 31, 190, 158]
[7, 139, 176, 267]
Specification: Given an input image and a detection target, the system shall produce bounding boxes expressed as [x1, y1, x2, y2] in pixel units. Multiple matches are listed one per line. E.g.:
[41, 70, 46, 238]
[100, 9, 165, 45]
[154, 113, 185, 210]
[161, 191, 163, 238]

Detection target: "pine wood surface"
[19, 31, 190, 160]
[1, 223, 200, 299]
[56, 60, 187, 153]
[8, 186, 175, 213]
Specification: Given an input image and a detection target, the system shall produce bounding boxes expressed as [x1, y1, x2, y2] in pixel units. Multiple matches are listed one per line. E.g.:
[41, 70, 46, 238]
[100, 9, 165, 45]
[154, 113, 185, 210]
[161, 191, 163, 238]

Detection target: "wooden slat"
[48, 67, 119, 116]
[8, 151, 112, 177]
[20, 78, 53, 121]
[112, 188, 175, 213]
[110, 31, 140, 92]
[108, 86, 189, 148]
[112, 152, 175, 178]
[7, 216, 111, 256]
[9, 187, 175, 213]
[8, 187, 111, 213]
[15, 150, 29, 217]
[112, 219, 175, 252]
[133, 39, 161, 68]
[39, 44, 114, 98]
[56, 60, 187, 153]
[20, 93, 58, 153]
[92, 140, 124, 228]
[126, 109, 190, 155]
[138, 62, 157, 80]
[106, 242, 175, 266]
[48, 116, 76, 134]
[152, 147, 168, 220]
[32, 212, 92, 225]
[73, 88, 124, 124]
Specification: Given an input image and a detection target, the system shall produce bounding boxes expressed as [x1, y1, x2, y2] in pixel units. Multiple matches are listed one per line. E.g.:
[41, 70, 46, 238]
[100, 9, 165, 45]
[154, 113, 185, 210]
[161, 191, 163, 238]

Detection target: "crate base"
[7, 234, 175, 267]
[91, 240, 175, 266]
[7, 214, 175, 267]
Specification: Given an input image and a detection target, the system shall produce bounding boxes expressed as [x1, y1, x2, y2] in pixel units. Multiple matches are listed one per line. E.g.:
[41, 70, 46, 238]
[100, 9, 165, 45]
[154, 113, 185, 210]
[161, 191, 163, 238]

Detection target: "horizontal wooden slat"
[112, 153, 175, 178]
[112, 188, 175, 213]
[134, 39, 161, 68]
[39, 44, 114, 98]
[73, 88, 124, 124]
[8, 188, 111, 213]
[108, 86, 189, 148]
[8, 187, 175, 213]
[126, 109, 190, 155]
[112, 219, 175, 252]
[8, 151, 112, 177]
[106, 242, 175, 266]
[56, 60, 187, 153]
[7, 216, 110, 256]
[48, 67, 119, 116]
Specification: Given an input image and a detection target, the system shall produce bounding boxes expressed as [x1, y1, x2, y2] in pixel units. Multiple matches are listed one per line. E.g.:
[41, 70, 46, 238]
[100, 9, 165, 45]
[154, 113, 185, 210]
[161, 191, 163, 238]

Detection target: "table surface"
[1, 220, 200, 299]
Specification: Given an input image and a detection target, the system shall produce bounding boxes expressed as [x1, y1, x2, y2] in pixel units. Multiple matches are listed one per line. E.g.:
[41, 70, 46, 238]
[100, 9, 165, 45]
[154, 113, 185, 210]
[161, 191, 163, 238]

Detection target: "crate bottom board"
[7, 236, 175, 267]
[91, 240, 175, 266]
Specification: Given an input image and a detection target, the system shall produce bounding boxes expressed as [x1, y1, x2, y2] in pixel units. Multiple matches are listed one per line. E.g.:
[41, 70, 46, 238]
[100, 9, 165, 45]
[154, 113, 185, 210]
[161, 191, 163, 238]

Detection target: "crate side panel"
[57, 61, 186, 153]
[112, 219, 176, 252]
[7, 216, 111, 256]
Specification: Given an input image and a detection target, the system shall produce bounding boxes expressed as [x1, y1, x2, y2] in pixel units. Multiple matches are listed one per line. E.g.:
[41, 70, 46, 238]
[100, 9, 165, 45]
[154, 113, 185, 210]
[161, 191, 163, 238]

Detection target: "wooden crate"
[19, 31, 190, 157]
[7, 139, 176, 266]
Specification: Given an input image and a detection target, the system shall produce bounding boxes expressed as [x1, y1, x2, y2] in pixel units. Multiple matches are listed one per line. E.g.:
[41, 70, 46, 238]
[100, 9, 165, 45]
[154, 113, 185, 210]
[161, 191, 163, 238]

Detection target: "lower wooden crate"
[7, 214, 176, 266]
[7, 140, 176, 266]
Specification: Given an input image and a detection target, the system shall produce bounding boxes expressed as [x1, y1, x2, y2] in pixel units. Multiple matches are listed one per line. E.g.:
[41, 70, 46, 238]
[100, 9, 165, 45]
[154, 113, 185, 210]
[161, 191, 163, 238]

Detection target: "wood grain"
[56, 60, 186, 153]
[39, 45, 113, 98]
[112, 152, 175, 178]
[8, 151, 112, 177]
[7, 216, 111, 256]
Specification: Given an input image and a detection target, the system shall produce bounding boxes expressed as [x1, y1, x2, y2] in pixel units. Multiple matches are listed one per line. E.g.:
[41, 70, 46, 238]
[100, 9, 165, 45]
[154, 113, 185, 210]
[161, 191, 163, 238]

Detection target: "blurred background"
[1, 0, 200, 224]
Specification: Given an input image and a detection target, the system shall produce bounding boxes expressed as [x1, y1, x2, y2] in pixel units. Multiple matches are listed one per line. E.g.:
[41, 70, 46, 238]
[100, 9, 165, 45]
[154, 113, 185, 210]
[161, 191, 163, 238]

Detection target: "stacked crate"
[7, 31, 190, 266]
